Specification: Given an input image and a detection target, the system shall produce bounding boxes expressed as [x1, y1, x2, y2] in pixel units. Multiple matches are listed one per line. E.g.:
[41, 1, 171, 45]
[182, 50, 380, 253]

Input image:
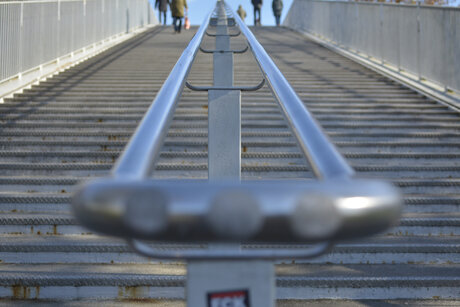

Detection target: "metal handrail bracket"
[199, 45, 249, 54]
[185, 79, 265, 91]
[129, 239, 333, 260]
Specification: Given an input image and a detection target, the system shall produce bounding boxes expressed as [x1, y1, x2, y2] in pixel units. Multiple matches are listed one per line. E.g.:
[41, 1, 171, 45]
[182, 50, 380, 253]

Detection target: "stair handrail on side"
[72, 1, 402, 260]
[231, 4, 354, 180]
[112, 10, 213, 179]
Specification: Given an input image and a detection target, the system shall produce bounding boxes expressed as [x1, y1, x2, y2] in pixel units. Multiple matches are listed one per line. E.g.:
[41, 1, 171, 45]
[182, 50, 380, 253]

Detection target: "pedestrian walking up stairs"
[0, 10, 459, 306]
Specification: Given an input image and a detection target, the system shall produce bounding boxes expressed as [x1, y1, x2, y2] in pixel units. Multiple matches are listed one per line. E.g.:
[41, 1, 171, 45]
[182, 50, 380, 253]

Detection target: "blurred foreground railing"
[0, 0, 156, 84]
[284, 0, 460, 102]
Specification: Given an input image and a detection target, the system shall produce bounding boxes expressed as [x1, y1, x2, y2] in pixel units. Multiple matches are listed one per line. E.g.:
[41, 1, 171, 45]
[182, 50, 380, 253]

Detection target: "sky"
[149, 0, 460, 26]
[151, 0, 294, 26]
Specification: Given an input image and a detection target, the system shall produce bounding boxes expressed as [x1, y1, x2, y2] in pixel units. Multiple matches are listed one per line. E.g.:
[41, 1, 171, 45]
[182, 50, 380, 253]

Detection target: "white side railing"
[284, 0, 460, 99]
[0, 0, 156, 83]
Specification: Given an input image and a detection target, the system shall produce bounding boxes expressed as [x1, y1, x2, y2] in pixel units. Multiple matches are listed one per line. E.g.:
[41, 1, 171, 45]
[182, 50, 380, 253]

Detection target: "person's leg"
[257, 8, 261, 25]
[178, 18, 182, 33]
[276, 15, 280, 26]
[173, 17, 178, 32]
[163, 11, 167, 25]
[158, 11, 162, 24]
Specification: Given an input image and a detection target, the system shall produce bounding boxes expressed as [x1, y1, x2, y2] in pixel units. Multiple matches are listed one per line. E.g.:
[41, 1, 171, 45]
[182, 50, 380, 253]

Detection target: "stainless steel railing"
[0, 0, 155, 84]
[73, 0, 402, 260]
[113, 9, 213, 179]
[231, 3, 354, 180]
[284, 0, 460, 98]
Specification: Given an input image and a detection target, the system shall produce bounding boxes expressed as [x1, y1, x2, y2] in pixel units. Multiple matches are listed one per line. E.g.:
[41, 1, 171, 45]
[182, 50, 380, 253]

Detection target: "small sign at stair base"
[207, 289, 250, 307]
[187, 260, 274, 307]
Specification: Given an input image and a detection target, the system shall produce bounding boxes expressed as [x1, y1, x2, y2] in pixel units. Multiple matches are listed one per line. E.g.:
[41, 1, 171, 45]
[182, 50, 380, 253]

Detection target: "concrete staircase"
[0, 25, 459, 303]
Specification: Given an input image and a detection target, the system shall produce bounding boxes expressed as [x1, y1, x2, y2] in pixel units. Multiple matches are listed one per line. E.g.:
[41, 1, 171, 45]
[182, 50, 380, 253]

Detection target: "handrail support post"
[208, 3, 240, 180]
[187, 260, 275, 306]
[208, 89, 241, 180]
[189, 3, 273, 306]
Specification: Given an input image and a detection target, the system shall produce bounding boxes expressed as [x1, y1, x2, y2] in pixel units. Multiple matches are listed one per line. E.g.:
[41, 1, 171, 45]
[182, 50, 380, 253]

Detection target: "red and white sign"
[207, 289, 250, 307]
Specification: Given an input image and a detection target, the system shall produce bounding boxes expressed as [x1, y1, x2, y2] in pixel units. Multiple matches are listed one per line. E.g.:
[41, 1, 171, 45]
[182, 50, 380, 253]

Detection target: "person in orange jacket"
[171, 0, 188, 33]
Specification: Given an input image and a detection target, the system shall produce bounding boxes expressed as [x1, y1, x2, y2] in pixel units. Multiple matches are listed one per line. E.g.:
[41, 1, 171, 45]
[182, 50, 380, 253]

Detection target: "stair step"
[0, 235, 458, 264]
[0, 213, 456, 235]
[0, 264, 457, 300]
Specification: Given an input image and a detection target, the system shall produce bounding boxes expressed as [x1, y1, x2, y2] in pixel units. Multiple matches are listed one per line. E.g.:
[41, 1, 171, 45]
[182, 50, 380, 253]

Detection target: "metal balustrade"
[284, 0, 460, 100]
[73, 0, 402, 260]
[0, 0, 155, 83]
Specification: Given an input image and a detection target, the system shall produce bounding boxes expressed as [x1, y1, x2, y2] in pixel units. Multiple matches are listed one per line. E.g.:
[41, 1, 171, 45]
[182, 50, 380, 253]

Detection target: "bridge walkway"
[0, 25, 459, 303]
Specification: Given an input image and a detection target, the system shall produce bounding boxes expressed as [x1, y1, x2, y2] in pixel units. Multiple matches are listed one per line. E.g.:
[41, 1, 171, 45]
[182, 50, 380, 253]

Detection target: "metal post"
[19, 3, 24, 74]
[208, 89, 241, 179]
[416, 2, 421, 80]
[208, 4, 241, 180]
[396, 6, 401, 71]
[187, 3, 274, 306]
[187, 260, 275, 306]
[58, 0, 61, 21]
[379, 3, 384, 65]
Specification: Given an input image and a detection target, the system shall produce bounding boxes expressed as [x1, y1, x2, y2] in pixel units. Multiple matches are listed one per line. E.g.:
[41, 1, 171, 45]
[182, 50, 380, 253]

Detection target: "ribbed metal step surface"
[0, 25, 459, 303]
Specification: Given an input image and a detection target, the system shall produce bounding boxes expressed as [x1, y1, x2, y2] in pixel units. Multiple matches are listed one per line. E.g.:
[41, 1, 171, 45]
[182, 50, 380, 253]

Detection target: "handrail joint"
[185, 79, 265, 92]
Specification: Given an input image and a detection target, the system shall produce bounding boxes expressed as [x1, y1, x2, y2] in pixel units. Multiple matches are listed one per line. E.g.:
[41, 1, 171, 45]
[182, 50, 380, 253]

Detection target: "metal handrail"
[115, 1, 353, 180]
[73, 1, 402, 259]
[112, 9, 213, 179]
[231, 8, 354, 180]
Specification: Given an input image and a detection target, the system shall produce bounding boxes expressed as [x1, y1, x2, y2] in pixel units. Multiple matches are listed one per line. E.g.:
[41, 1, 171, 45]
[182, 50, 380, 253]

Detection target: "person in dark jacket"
[251, 0, 262, 25]
[155, 0, 170, 25]
[272, 0, 283, 26]
[171, 0, 188, 33]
